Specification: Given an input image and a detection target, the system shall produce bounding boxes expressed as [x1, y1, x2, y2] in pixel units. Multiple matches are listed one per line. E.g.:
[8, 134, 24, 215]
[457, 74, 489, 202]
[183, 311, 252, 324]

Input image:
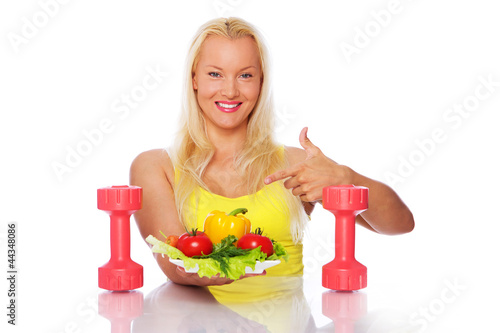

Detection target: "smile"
[215, 101, 242, 113]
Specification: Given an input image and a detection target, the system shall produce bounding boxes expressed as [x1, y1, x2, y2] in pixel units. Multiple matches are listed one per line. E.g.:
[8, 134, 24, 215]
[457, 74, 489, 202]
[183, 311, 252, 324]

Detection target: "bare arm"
[291, 153, 415, 235]
[129, 149, 237, 286]
[338, 166, 414, 235]
[275, 131, 414, 235]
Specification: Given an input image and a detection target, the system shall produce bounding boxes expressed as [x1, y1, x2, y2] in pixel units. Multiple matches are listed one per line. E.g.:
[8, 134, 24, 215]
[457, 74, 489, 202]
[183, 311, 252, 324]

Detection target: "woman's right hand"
[170, 260, 266, 286]
[174, 267, 237, 286]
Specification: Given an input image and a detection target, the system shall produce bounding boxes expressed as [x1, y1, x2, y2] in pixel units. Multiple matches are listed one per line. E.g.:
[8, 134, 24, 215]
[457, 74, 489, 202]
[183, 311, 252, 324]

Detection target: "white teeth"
[217, 102, 240, 108]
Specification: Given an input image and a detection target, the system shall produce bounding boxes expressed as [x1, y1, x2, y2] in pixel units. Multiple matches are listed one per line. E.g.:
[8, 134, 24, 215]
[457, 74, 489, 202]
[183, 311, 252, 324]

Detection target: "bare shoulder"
[284, 145, 307, 166]
[130, 149, 174, 185]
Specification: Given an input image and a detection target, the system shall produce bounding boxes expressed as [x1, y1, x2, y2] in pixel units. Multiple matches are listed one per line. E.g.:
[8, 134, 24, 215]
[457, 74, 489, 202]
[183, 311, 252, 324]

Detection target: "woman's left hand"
[264, 127, 351, 202]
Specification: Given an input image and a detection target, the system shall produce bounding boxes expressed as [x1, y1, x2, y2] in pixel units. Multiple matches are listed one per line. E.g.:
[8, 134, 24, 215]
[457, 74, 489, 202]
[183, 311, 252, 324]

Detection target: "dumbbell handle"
[334, 211, 357, 262]
[109, 212, 133, 262]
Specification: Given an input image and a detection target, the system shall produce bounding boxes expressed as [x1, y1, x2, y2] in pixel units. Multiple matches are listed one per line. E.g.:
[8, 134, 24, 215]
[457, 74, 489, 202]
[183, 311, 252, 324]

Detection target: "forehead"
[198, 35, 261, 69]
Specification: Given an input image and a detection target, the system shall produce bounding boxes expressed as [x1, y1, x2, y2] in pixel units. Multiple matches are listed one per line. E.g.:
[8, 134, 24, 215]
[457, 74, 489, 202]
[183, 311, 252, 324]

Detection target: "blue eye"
[209, 72, 221, 78]
[240, 73, 252, 78]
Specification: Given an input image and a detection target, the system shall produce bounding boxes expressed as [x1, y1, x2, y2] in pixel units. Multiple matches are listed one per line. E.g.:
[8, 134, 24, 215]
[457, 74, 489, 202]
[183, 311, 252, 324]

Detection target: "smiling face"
[192, 35, 262, 132]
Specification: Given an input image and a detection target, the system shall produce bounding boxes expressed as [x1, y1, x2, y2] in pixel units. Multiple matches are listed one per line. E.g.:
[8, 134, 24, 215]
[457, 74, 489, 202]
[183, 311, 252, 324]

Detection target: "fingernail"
[264, 178, 270, 184]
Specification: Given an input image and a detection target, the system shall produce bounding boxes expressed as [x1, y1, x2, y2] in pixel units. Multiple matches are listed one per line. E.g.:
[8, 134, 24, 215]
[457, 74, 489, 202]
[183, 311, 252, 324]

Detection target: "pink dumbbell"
[322, 185, 368, 291]
[98, 185, 143, 291]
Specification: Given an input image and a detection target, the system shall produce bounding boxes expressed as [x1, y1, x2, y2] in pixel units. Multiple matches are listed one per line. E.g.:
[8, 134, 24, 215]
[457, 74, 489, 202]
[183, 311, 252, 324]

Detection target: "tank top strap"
[173, 165, 179, 187]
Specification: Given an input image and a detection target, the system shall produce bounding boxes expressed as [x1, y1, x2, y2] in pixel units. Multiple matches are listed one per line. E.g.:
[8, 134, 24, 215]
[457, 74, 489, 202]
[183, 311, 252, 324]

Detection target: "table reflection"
[98, 290, 143, 333]
[133, 276, 315, 333]
[97, 279, 414, 332]
[320, 291, 367, 333]
[319, 290, 416, 333]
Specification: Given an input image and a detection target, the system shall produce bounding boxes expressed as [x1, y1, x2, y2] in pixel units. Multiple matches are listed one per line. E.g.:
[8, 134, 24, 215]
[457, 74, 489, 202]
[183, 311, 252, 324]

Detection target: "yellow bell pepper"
[203, 208, 252, 245]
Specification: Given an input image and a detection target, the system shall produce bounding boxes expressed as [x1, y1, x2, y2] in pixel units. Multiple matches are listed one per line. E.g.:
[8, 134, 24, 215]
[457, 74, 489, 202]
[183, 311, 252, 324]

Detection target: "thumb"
[299, 127, 321, 159]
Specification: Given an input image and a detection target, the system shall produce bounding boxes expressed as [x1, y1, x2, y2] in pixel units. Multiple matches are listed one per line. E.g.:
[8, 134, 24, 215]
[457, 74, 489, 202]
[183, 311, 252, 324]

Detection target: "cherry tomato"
[159, 230, 179, 248]
[165, 235, 179, 248]
[237, 228, 274, 257]
[177, 228, 213, 257]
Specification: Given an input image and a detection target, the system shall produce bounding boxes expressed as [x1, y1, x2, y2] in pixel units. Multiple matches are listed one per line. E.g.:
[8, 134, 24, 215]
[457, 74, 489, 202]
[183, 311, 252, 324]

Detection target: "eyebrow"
[205, 65, 257, 71]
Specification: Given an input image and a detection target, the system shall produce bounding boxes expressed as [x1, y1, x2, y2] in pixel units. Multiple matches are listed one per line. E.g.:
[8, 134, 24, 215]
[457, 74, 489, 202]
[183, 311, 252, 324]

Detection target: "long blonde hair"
[170, 17, 307, 243]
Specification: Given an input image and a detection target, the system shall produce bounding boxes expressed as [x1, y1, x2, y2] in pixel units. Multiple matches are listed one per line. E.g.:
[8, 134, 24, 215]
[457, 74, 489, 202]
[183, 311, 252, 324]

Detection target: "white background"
[1, 0, 499, 332]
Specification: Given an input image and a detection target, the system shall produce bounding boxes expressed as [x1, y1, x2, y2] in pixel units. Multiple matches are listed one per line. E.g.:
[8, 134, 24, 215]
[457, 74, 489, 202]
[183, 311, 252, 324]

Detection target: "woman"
[130, 17, 414, 290]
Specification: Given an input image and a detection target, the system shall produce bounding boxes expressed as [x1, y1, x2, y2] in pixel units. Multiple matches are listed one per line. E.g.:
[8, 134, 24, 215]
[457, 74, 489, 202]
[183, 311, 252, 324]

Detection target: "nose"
[221, 78, 239, 99]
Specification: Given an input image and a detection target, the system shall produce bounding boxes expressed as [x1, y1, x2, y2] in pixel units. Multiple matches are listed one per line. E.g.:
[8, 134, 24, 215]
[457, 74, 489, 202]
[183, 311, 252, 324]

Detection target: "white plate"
[169, 258, 281, 274]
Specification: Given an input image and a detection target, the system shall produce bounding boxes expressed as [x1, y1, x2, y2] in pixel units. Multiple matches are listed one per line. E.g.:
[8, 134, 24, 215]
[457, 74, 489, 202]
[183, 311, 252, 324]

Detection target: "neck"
[207, 122, 247, 162]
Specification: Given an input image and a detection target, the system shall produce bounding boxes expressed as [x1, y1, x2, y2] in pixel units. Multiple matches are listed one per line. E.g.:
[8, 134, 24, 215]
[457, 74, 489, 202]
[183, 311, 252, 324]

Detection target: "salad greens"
[146, 234, 288, 280]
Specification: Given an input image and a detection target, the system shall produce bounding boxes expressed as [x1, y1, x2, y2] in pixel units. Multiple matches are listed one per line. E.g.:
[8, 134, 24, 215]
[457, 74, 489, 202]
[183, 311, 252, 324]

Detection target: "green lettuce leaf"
[146, 235, 287, 280]
[267, 240, 289, 262]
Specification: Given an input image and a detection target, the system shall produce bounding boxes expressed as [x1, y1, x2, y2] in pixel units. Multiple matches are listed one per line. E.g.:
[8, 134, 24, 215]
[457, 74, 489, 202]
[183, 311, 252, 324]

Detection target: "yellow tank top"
[173, 146, 304, 303]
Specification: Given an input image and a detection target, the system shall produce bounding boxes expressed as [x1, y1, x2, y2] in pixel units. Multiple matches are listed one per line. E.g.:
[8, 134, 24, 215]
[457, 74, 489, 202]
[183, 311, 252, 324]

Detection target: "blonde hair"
[170, 17, 307, 243]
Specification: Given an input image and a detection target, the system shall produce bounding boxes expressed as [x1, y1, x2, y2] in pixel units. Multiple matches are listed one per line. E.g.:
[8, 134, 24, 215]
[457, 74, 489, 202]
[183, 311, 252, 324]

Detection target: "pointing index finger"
[264, 166, 298, 185]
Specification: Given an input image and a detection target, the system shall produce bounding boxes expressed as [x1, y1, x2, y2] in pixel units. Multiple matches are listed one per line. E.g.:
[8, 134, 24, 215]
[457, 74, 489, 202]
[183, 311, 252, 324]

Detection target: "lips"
[215, 101, 242, 113]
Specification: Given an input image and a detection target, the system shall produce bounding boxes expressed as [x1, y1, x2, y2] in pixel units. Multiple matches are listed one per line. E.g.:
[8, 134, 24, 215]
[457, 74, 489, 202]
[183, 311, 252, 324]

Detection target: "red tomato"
[177, 229, 213, 257]
[237, 228, 274, 257]
[159, 230, 179, 248]
[165, 235, 178, 248]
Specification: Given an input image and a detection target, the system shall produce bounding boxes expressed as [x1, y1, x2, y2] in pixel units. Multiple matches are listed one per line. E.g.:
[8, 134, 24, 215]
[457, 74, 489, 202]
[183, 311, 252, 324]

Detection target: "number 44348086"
[7, 223, 16, 270]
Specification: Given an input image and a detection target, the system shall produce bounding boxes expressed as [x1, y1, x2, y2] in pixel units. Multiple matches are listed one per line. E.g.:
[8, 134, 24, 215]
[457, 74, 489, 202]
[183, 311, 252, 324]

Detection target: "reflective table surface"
[94, 275, 419, 333]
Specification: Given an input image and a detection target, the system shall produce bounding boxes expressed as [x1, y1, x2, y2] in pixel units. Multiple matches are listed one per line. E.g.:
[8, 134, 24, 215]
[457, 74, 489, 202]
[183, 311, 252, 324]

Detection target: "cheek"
[242, 82, 262, 102]
[197, 78, 220, 101]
